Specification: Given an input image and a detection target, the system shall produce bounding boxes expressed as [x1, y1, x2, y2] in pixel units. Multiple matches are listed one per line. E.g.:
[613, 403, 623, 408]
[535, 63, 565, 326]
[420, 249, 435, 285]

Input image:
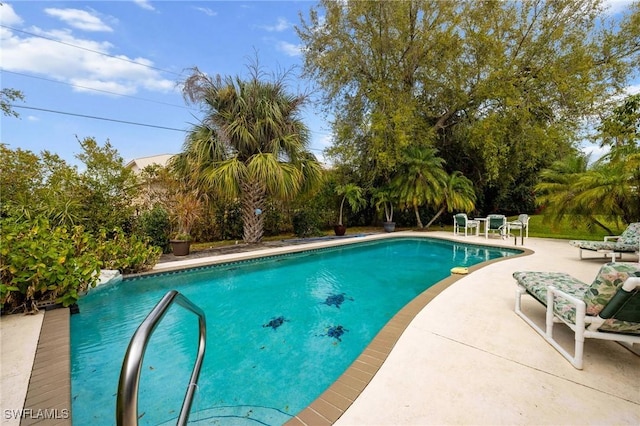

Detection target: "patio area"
[1, 231, 638, 425]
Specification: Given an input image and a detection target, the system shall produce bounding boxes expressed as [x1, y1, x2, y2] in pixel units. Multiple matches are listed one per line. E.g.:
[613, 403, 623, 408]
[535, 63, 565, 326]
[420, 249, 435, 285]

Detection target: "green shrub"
[263, 202, 283, 236]
[211, 202, 243, 240]
[95, 228, 162, 274]
[292, 209, 322, 238]
[138, 205, 171, 253]
[0, 217, 101, 313]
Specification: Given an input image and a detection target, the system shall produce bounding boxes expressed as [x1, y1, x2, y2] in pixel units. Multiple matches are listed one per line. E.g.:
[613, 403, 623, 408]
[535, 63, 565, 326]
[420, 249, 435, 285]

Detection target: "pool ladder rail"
[116, 290, 207, 426]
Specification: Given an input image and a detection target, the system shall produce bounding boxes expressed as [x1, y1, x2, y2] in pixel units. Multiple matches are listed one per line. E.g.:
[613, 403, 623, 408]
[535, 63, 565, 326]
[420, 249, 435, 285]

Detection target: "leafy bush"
[0, 217, 101, 313]
[0, 217, 162, 313]
[95, 228, 162, 274]
[292, 209, 322, 238]
[211, 202, 244, 240]
[137, 205, 171, 253]
[0, 139, 140, 234]
[263, 200, 292, 236]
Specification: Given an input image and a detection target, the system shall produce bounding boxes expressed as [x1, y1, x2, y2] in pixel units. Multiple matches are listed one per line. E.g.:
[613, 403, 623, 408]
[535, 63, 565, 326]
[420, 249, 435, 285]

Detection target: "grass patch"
[517, 215, 624, 240]
[399, 216, 624, 240]
[190, 216, 626, 251]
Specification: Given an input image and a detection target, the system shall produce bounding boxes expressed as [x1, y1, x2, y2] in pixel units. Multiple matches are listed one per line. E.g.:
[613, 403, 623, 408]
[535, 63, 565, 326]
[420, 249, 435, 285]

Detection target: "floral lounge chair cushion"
[513, 262, 640, 334]
[569, 222, 640, 253]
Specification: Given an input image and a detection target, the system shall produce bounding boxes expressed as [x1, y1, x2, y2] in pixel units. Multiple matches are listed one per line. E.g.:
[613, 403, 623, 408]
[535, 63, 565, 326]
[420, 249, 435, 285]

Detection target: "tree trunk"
[413, 203, 423, 228]
[591, 217, 614, 235]
[241, 180, 266, 243]
[424, 206, 446, 229]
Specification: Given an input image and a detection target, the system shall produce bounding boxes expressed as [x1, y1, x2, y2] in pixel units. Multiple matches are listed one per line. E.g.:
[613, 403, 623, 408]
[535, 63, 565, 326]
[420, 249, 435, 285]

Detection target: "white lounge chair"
[514, 262, 640, 369]
[569, 222, 640, 261]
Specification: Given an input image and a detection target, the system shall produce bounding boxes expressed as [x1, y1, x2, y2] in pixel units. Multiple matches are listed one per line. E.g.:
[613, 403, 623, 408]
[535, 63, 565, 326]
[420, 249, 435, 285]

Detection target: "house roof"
[125, 154, 175, 172]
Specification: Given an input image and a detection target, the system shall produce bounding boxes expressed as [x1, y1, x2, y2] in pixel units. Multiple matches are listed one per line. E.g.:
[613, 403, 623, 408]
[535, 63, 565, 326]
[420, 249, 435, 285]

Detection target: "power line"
[7, 104, 327, 152]
[0, 24, 183, 77]
[10, 104, 187, 132]
[1, 69, 193, 110]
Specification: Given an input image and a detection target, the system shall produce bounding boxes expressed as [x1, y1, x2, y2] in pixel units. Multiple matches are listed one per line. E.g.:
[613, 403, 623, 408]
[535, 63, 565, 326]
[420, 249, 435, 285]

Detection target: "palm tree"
[372, 187, 395, 223]
[535, 152, 598, 228]
[423, 171, 476, 229]
[178, 65, 324, 243]
[573, 151, 640, 226]
[537, 148, 640, 232]
[391, 146, 447, 228]
[335, 183, 367, 227]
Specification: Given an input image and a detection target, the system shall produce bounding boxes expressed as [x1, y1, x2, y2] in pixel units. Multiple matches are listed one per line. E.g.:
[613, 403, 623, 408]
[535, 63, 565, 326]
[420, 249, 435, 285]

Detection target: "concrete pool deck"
[1, 231, 639, 425]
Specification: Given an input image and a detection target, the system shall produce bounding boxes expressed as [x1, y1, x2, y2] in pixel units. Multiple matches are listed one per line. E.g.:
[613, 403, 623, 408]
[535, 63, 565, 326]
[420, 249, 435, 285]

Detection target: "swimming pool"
[71, 237, 519, 425]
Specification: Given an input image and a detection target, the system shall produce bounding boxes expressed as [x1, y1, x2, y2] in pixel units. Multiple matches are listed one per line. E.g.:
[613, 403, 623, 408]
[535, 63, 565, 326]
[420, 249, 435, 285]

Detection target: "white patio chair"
[453, 213, 479, 237]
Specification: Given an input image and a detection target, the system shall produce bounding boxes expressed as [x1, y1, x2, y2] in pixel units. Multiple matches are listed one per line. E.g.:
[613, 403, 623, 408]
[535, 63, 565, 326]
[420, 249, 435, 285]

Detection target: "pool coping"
[19, 308, 71, 426]
[284, 241, 531, 425]
[24, 232, 531, 425]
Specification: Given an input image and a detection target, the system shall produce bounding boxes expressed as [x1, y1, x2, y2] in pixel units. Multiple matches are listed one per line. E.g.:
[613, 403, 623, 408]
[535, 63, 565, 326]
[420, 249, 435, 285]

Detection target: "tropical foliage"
[424, 171, 477, 229]
[0, 217, 101, 313]
[390, 146, 448, 228]
[0, 141, 161, 313]
[335, 183, 367, 227]
[537, 93, 640, 232]
[0, 216, 160, 313]
[174, 62, 324, 243]
[0, 138, 138, 232]
[297, 0, 640, 214]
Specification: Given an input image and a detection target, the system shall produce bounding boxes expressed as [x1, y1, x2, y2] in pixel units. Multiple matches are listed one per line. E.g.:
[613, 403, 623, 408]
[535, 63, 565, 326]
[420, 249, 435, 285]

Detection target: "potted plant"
[334, 183, 366, 236]
[168, 190, 203, 256]
[373, 188, 396, 232]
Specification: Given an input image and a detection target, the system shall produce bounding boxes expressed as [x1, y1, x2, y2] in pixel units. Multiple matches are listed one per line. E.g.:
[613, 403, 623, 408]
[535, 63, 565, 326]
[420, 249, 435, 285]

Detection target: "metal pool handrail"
[116, 290, 206, 426]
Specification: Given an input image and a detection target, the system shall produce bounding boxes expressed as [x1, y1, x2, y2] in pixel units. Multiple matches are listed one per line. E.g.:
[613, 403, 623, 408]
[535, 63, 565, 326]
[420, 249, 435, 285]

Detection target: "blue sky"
[0, 0, 331, 166]
[1, 0, 637, 167]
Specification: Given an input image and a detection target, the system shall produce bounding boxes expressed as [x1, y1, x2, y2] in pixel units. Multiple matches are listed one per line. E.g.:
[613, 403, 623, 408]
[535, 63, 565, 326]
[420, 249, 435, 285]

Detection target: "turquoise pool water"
[71, 237, 518, 425]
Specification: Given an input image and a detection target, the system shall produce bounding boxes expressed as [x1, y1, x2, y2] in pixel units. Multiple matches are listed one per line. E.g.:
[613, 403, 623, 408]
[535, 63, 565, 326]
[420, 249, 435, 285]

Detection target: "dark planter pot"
[333, 224, 347, 236]
[170, 240, 191, 256]
[383, 221, 396, 232]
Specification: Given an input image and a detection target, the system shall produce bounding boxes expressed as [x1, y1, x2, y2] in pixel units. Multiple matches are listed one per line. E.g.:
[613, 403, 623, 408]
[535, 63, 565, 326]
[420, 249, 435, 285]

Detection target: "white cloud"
[603, 0, 635, 15]
[625, 83, 640, 96]
[70, 78, 137, 96]
[27, 115, 39, 121]
[261, 17, 290, 32]
[277, 40, 302, 57]
[0, 3, 23, 26]
[133, 0, 155, 11]
[581, 143, 610, 163]
[2, 26, 174, 96]
[44, 8, 113, 32]
[194, 7, 217, 17]
[316, 133, 333, 150]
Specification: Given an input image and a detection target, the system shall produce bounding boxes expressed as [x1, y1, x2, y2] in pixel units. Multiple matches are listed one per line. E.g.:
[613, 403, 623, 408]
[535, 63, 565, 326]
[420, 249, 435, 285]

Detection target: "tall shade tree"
[597, 93, 640, 153]
[391, 146, 448, 228]
[179, 65, 324, 243]
[298, 0, 640, 212]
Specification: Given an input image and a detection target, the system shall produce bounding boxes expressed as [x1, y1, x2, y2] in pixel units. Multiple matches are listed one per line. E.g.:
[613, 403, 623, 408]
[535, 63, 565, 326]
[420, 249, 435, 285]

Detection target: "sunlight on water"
[71, 238, 518, 425]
